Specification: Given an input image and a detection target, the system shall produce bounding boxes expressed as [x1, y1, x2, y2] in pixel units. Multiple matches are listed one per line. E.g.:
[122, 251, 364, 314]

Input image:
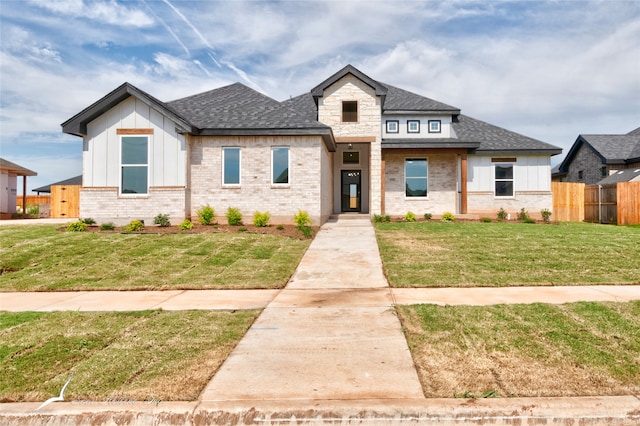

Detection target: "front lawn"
[398, 301, 640, 398]
[0, 309, 259, 402]
[376, 221, 640, 287]
[0, 225, 310, 291]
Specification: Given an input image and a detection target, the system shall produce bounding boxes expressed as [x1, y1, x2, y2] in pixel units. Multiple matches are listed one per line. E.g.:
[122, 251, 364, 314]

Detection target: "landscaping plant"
[441, 212, 455, 222]
[253, 211, 270, 227]
[541, 208, 552, 224]
[197, 204, 215, 225]
[404, 211, 417, 222]
[178, 219, 193, 230]
[125, 220, 144, 232]
[154, 213, 171, 227]
[66, 221, 87, 232]
[226, 207, 243, 226]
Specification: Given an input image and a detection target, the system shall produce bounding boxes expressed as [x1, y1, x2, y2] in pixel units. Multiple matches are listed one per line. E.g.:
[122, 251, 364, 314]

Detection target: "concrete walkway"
[1, 216, 639, 425]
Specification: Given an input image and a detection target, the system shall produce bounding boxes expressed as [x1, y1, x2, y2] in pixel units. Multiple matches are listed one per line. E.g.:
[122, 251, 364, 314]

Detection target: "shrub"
[66, 221, 87, 232]
[99, 222, 115, 231]
[441, 212, 455, 222]
[523, 217, 536, 224]
[178, 219, 193, 230]
[197, 204, 215, 225]
[404, 211, 416, 222]
[497, 208, 508, 222]
[541, 208, 552, 224]
[126, 220, 144, 232]
[238, 226, 248, 232]
[480, 217, 492, 223]
[373, 214, 391, 223]
[26, 204, 39, 216]
[424, 213, 432, 220]
[80, 218, 96, 225]
[153, 213, 171, 227]
[253, 211, 270, 228]
[276, 224, 285, 230]
[516, 208, 530, 222]
[293, 210, 312, 227]
[226, 207, 243, 226]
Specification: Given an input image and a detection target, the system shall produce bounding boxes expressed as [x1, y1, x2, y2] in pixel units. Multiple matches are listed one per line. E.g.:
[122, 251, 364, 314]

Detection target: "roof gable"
[557, 130, 640, 173]
[310, 64, 388, 98]
[61, 83, 192, 137]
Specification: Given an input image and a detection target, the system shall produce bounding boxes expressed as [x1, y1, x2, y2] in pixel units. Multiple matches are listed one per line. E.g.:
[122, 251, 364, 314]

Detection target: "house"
[0, 158, 37, 219]
[62, 65, 561, 225]
[553, 127, 640, 185]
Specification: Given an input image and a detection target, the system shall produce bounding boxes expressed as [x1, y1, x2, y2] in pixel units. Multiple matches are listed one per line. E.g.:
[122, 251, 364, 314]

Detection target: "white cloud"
[30, 0, 154, 28]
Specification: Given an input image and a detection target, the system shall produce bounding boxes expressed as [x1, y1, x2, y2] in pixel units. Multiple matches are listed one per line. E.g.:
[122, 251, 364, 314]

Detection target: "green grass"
[0, 225, 310, 291]
[397, 301, 640, 397]
[376, 221, 640, 287]
[0, 310, 259, 402]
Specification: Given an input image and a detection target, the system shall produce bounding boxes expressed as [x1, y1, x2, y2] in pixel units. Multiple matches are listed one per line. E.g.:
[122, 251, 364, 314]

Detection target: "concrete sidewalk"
[1, 216, 639, 425]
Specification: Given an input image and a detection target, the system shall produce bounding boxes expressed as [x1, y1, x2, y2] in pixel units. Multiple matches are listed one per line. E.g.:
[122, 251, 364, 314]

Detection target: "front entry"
[341, 170, 361, 212]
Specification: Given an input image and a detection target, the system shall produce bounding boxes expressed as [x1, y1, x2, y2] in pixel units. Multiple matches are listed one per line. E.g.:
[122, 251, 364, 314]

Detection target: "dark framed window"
[428, 120, 441, 133]
[495, 164, 514, 197]
[601, 166, 607, 177]
[342, 101, 358, 122]
[343, 151, 359, 164]
[407, 120, 420, 133]
[578, 170, 584, 180]
[223, 147, 241, 185]
[386, 120, 399, 133]
[405, 158, 428, 197]
[121, 136, 148, 194]
[272, 147, 289, 185]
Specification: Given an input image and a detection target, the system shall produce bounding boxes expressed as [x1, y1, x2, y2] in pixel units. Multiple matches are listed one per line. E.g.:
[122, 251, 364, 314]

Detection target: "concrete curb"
[2, 396, 639, 425]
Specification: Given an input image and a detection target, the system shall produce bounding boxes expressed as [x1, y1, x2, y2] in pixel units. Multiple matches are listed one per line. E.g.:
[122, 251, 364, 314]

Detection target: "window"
[428, 120, 441, 133]
[223, 147, 241, 185]
[407, 120, 420, 133]
[342, 101, 358, 122]
[600, 166, 607, 177]
[121, 136, 148, 194]
[386, 120, 399, 133]
[405, 158, 428, 197]
[343, 151, 359, 164]
[494, 164, 514, 197]
[272, 147, 289, 185]
[578, 170, 584, 180]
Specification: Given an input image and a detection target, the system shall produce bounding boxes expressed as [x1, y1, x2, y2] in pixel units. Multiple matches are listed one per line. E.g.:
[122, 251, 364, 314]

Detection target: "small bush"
[66, 221, 87, 232]
[153, 213, 171, 227]
[178, 219, 193, 230]
[497, 208, 508, 222]
[80, 218, 96, 225]
[197, 204, 215, 225]
[26, 204, 39, 216]
[253, 211, 270, 227]
[373, 214, 391, 223]
[276, 224, 285, 230]
[480, 217, 492, 223]
[238, 226, 248, 232]
[424, 213, 432, 220]
[441, 212, 455, 222]
[226, 207, 243, 226]
[404, 211, 416, 222]
[541, 208, 552, 223]
[516, 208, 530, 222]
[523, 217, 536, 224]
[126, 220, 144, 232]
[99, 222, 115, 231]
[293, 210, 312, 227]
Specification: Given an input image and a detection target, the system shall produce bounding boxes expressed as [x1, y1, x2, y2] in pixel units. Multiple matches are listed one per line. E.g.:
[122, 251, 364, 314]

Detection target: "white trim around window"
[494, 163, 514, 197]
[428, 120, 441, 133]
[120, 135, 149, 195]
[222, 147, 241, 186]
[407, 120, 420, 133]
[386, 120, 399, 133]
[271, 146, 290, 186]
[405, 157, 428, 198]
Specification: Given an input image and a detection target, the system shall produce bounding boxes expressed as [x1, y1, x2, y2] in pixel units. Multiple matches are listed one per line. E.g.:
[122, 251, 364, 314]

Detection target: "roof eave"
[384, 109, 461, 116]
[474, 148, 563, 156]
[197, 127, 337, 152]
[310, 64, 388, 98]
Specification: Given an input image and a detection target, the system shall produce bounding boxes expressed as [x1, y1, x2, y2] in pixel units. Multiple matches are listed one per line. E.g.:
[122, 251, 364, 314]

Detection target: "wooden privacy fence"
[16, 195, 50, 211]
[50, 185, 81, 218]
[554, 181, 640, 225]
[552, 182, 584, 222]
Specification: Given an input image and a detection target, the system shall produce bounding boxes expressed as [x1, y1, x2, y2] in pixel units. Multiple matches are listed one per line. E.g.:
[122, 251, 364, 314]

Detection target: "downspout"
[598, 184, 602, 224]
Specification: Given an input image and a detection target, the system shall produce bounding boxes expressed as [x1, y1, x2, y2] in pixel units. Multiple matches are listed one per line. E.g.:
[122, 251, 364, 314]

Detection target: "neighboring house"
[553, 127, 640, 184]
[33, 175, 83, 218]
[62, 65, 561, 225]
[0, 158, 37, 218]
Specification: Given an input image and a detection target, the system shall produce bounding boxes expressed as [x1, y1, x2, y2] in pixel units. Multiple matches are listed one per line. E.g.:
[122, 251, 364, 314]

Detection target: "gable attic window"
[428, 120, 441, 133]
[121, 136, 148, 194]
[342, 101, 358, 122]
[386, 120, 399, 133]
[407, 120, 420, 133]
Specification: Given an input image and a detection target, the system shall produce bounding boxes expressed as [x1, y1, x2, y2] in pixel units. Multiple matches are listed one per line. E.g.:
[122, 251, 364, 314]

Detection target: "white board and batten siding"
[83, 97, 186, 188]
[467, 155, 551, 193]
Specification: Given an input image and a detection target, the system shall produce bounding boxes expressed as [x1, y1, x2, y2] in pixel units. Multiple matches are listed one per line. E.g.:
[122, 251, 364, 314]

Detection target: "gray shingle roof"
[598, 167, 640, 184]
[167, 83, 329, 131]
[32, 175, 82, 193]
[381, 84, 460, 113]
[579, 134, 640, 162]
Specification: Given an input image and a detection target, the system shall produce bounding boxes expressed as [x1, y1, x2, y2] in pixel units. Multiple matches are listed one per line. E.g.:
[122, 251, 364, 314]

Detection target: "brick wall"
[189, 135, 329, 225]
[79, 186, 187, 225]
[467, 191, 553, 219]
[565, 144, 606, 185]
[383, 152, 458, 215]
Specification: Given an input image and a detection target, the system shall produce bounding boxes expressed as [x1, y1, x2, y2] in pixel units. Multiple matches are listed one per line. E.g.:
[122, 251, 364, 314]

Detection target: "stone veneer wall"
[189, 135, 329, 225]
[383, 152, 458, 215]
[317, 75, 382, 215]
[79, 186, 187, 225]
[565, 144, 606, 185]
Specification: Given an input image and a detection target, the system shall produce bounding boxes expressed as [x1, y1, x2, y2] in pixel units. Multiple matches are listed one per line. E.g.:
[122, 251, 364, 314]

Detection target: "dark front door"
[341, 170, 361, 212]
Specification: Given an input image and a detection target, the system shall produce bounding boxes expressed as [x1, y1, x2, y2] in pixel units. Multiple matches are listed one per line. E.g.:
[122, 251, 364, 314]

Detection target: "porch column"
[460, 153, 468, 214]
[22, 175, 27, 215]
[381, 159, 385, 214]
